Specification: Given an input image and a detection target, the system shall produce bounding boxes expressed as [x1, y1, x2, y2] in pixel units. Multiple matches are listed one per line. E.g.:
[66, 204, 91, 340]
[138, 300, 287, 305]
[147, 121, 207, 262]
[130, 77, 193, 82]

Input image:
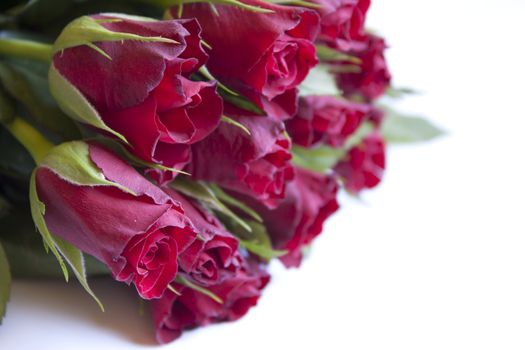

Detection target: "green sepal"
[38, 141, 135, 195]
[267, 0, 321, 9]
[175, 275, 223, 304]
[94, 138, 190, 175]
[0, 241, 11, 324]
[299, 64, 342, 96]
[162, 0, 273, 14]
[207, 183, 262, 223]
[52, 15, 178, 57]
[221, 115, 251, 135]
[199, 66, 238, 96]
[224, 219, 286, 261]
[170, 177, 253, 233]
[29, 171, 104, 311]
[48, 64, 128, 144]
[381, 106, 445, 143]
[316, 45, 362, 63]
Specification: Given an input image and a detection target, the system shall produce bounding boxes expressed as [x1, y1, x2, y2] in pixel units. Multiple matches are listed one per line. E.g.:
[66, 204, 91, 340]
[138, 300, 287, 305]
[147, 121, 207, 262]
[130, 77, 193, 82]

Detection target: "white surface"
[2, 0, 525, 349]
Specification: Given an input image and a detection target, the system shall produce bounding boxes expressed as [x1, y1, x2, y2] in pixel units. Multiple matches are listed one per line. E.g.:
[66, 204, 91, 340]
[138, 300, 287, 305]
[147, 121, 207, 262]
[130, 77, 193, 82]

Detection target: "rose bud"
[163, 188, 242, 286]
[334, 131, 386, 193]
[286, 95, 370, 147]
[49, 14, 222, 172]
[152, 259, 270, 344]
[186, 114, 294, 209]
[174, 0, 320, 119]
[239, 167, 339, 267]
[32, 141, 197, 299]
[336, 34, 391, 100]
[311, 0, 370, 51]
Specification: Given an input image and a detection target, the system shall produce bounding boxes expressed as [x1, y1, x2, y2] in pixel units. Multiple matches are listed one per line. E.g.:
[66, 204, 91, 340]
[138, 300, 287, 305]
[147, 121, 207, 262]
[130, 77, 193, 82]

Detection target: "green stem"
[0, 38, 53, 63]
[4, 117, 54, 163]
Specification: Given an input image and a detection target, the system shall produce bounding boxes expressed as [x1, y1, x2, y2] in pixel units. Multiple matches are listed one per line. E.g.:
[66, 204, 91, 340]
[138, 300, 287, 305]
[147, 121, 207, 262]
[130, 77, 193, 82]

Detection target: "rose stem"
[0, 38, 52, 63]
[3, 116, 54, 163]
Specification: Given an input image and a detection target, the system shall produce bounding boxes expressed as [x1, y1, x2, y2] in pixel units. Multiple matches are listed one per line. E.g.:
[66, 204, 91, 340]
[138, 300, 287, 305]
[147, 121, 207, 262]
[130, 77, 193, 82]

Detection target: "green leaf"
[52, 15, 178, 56]
[0, 59, 81, 140]
[292, 145, 345, 173]
[386, 86, 419, 99]
[0, 241, 11, 324]
[381, 107, 445, 143]
[170, 177, 253, 232]
[16, 0, 73, 27]
[299, 64, 341, 96]
[291, 121, 375, 173]
[0, 85, 15, 124]
[29, 171, 104, 310]
[48, 64, 129, 144]
[39, 141, 134, 194]
[0, 205, 109, 278]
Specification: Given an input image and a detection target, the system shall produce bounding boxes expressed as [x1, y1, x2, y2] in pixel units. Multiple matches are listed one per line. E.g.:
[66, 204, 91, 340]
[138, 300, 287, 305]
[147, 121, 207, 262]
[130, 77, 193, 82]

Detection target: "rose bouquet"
[0, 0, 441, 344]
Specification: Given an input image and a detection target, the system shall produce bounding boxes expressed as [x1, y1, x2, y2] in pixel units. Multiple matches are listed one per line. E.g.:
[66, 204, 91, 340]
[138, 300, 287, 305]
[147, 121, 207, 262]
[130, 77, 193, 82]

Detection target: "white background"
[2, 0, 525, 349]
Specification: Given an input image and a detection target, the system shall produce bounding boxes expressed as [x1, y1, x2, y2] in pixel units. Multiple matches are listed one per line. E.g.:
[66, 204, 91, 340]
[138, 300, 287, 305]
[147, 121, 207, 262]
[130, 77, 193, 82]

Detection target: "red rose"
[334, 131, 386, 192]
[186, 113, 294, 209]
[312, 0, 370, 51]
[176, 0, 319, 119]
[336, 34, 391, 100]
[152, 259, 269, 344]
[240, 167, 339, 267]
[286, 95, 370, 147]
[164, 188, 242, 286]
[35, 142, 197, 299]
[51, 14, 222, 171]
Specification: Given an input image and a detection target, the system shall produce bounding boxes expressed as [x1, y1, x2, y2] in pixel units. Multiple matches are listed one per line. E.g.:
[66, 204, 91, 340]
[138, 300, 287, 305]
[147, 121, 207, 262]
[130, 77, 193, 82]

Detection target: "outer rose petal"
[186, 114, 294, 208]
[334, 131, 386, 193]
[53, 17, 205, 111]
[35, 142, 197, 299]
[336, 34, 391, 100]
[152, 259, 269, 343]
[164, 189, 242, 286]
[238, 168, 339, 267]
[286, 96, 370, 147]
[53, 15, 222, 172]
[178, 0, 319, 119]
[312, 0, 370, 51]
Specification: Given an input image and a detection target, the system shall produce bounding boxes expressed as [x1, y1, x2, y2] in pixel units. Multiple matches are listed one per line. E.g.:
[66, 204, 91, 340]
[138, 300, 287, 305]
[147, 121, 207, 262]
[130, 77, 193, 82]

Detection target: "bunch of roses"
[0, 0, 390, 343]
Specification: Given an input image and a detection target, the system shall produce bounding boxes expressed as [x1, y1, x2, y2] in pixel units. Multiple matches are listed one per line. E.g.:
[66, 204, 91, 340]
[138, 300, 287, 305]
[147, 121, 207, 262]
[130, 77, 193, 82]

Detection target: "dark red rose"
[176, 0, 320, 119]
[286, 95, 370, 147]
[312, 0, 370, 51]
[186, 113, 294, 209]
[51, 14, 222, 171]
[240, 167, 339, 267]
[334, 131, 386, 193]
[35, 141, 197, 299]
[152, 259, 270, 344]
[336, 34, 391, 100]
[163, 188, 242, 286]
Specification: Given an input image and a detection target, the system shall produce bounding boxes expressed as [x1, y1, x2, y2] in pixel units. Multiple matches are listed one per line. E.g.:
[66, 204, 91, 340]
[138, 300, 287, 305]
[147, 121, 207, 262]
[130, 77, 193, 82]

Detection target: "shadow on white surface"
[5, 278, 157, 346]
